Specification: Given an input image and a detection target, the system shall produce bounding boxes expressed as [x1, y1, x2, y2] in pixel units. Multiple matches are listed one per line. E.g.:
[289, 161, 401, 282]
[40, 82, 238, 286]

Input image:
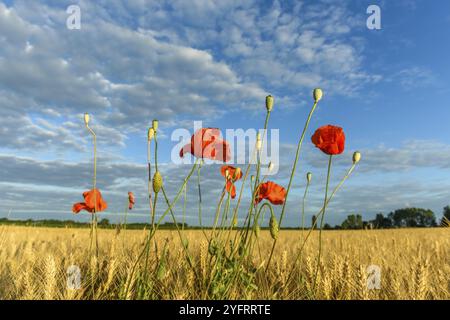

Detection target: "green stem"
[312, 155, 333, 292]
[301, 180, 311, 239]
[265, 100, 318, 272]
[285, 163, 356, 290]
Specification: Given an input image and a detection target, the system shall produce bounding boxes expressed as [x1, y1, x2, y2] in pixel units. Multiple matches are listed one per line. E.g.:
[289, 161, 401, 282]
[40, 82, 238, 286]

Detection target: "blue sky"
[1, 0, 450, 227]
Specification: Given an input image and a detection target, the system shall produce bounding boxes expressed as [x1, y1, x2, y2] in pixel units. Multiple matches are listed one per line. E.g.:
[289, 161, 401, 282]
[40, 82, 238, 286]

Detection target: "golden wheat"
[0, 226, 448, 300]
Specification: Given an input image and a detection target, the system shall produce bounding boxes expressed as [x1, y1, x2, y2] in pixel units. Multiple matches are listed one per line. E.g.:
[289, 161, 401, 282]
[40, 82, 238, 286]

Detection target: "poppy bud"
[306, 172, 312, 183]
[266, 95, 274, 112]
[268, 162, 274, 172]
[269, 214, 279, 240]
[313, 88, 323, 102]
[152, 171, 163, 193]
[148, 127, 155, 141]
[256, 133, 262, 151]
[152, 119, 159, 132]
[84, 113, 90, 126]
[353, 151, 361, 164]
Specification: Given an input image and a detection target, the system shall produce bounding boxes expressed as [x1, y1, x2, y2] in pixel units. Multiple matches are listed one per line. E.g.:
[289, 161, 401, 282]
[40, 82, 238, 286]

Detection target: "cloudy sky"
[1, 0, 450, 227]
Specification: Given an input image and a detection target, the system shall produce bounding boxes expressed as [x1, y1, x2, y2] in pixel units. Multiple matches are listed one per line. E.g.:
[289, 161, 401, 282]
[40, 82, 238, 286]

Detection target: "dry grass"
[0, 225, 448, 300]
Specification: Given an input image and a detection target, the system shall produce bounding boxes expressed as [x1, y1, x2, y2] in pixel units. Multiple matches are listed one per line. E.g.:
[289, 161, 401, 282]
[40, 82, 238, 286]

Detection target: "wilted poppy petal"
[179, 143, 192, 158]
[255, 181, 286, 205]
[128, 192, 135, 210]
[73, 189, 108, 214]
[226, 180, 236, 199]
[72, 202, 90, 214]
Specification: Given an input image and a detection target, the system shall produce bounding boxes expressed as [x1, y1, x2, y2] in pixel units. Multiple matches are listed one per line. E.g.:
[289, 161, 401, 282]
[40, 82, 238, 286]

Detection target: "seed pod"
[84, 113, 90, 126]
[148, 127, 155, 141]
[152, 171, 163, 193]
[269, 214, 279, 240]
[255, 224, 261, 238]
[306, 172, 312, 183]
[313, 88, 323, 102]
[266, 95, 274, 112]
[353, 151, 361, 164]
[152, 119, 159, 132]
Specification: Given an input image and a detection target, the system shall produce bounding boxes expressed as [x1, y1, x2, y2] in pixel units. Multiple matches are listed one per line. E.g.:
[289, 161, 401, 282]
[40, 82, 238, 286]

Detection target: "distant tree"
[99, 218, 110, 226]
[341, 214, 364, 229]
[389, 208, 437, 228]
[441, 206, 450, 226]
[311, 215, 317, 229]
[371, 213, 392, 229]
[323, 223, 333, 230]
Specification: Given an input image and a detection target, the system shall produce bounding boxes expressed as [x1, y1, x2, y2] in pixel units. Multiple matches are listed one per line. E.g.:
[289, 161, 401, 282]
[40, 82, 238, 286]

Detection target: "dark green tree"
[311, 215, 317, 229]
[388, 208, 437, 228]
[441, 206, 450, 226]
[371, 213, 392, 229]
[341, 214, 364, 229]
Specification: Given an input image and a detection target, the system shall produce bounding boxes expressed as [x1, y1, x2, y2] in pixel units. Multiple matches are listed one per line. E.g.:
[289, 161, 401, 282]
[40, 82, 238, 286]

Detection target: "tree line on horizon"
[317, 206, 450, 230]
[1, 206, 449, 230]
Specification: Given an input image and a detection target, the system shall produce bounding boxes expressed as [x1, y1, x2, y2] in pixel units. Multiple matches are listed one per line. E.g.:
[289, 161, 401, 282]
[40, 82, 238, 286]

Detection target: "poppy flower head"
[220, 165, 242, 199]
[255, 181, 287, 205]
[128, 192, 135, 210]
[72, 189, 108, 214]
[311, 125, 345, 155]
[179, 128, 231, 162]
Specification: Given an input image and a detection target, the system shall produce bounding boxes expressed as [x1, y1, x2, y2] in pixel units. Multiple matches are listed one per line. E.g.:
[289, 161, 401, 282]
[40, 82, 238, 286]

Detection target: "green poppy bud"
[269, 214, 279, 240]
[152, 171, 163, 193]
[313, 88, 323, 102]
[306, 172, 312, 183]
[266, 95, 274, 112]
[353, 151, 361, 164]
[152, 119, 159, 132]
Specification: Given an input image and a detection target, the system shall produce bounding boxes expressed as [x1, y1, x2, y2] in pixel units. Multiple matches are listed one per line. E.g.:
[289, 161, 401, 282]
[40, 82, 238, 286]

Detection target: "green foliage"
[340, 214, 363, 230]
[388, 208, 437, 228]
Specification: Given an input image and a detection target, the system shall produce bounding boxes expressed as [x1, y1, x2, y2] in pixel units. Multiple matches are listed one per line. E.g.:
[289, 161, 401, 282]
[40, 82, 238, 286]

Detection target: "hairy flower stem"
[147, 138, 154, 224]
[284, 163, 357, 289]
[86, 124, 99, 259]
[240, 111, 270, 251]
[124, 161, 198, 298]
[197, 162, 209, 240]
[161, 186, 197, 276]
[265, 100, 318, 272]
[301, 180, 311, 240]
[312, 155, 333, 293]
[229, 146, 257, 252]
[182, 182, 187, 232]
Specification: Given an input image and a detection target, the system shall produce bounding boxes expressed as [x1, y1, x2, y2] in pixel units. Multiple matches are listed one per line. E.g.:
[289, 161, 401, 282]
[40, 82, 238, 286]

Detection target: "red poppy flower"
[254, 181, 287, 205]
[311, 125, 345, 155]
[220, 165, 243, 199]
[128, 191, 135, 210]
[179, 128, 231, 162]
[72, 189, 108, 214]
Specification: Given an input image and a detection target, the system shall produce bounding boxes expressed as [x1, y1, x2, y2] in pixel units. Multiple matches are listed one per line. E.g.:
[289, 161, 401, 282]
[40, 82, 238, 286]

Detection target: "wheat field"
[0, 225, 448, 300]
